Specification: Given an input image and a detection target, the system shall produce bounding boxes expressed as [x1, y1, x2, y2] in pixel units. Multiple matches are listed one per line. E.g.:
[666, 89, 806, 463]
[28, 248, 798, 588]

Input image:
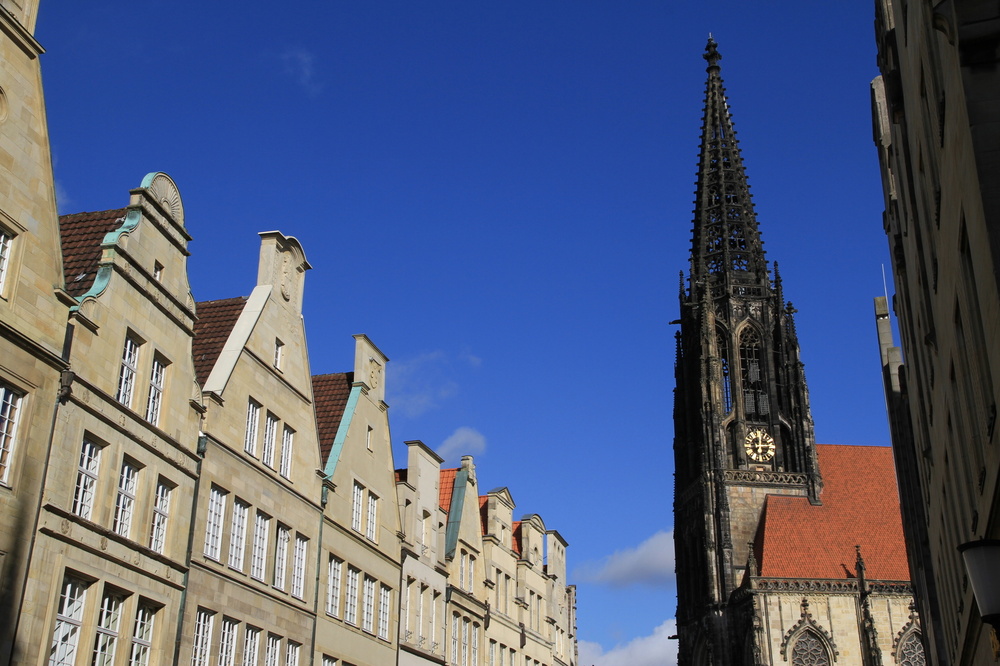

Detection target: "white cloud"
[437, 427, 487, 463]
[578, 618, 678, 666]
[574, 530, 675, 588]
[55, 180, 73, 215]
[280, 48, 323, 96]
[387, 350, 479, 418]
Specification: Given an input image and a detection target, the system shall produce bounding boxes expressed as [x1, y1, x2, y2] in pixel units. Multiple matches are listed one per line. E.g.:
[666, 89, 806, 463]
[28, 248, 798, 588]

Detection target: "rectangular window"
[0, 229, 11, 293]
[284, 641, 299, 666]
[365, 492, 378, 542]
[92, 590, 124, 666]
[459, 551, 466, 591]
[116, 336, 141, 407]
[50, 575, 89, 666]
[261, 413, 278, 468]
[128, 604, 155, 666]
[243, 627, 260, 666]
[279, 426, 294, 479]
[145, 356, 166, 425]
[244, 400, 261, 456]
[378, 584, 391, 640]
[345, 568, 359, 626]
[489, 640, 497, 666]
[113, 460, 139, 538]
[191, 609, 215, 666]
[472, 624, 479, 666]
[326, 555, 342, 617]
[499, 645, 506, 666]
[72, 438, 102, 519]
[291, 535, 307, 599]
[0, 382, 22, 484]
[450, 614, 458, 665]
[468, 555, 475, 592]
[362, 576, 375, 633]
[205, 485, 228, 560]
[250, 511, 270, 581]
[274, 526, 290, 590]
[461, 617, 469, 666]
[228, 499, 250, 571]
[351, 483, 363, 532]
[218, 617, 238, 666]
[265, 634, 281, 666]
[149, 480, 172, 554]
[322, 657, 336, 666]
[273, 339, 283, 369]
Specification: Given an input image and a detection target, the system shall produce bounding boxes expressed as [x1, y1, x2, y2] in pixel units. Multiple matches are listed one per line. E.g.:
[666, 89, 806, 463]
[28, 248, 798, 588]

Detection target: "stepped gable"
[311, 372, 355, 464]
[59, 208, 128, 296]
[753, 444, 910, 581]
[192, 297, 248, 385]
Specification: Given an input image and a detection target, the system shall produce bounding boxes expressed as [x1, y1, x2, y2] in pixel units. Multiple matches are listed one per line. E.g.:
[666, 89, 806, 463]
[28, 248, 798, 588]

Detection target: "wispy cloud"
[578, 618, 678, 666]
[387, 350, 479, 418]
[280, 48, 323, 97]
[54, 180, 73, 215]
[574, 531, 674, 588]
[437, 427, 487, 463]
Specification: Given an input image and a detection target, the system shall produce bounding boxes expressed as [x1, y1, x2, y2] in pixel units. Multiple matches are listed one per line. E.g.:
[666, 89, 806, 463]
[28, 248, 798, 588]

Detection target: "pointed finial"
[704, 35, 721, 71]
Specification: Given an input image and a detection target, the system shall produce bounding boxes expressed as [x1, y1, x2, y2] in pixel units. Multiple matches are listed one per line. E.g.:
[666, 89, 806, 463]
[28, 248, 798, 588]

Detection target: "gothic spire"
[690, 37, 768, 287]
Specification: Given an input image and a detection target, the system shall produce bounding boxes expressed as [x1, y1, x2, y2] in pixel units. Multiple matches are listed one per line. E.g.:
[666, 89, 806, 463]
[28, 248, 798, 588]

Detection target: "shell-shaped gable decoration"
[141, 172, 184, 226]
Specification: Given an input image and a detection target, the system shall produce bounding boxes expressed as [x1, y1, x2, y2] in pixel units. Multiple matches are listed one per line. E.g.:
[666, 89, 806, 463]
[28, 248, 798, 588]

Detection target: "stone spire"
[690, 36, 768, 287]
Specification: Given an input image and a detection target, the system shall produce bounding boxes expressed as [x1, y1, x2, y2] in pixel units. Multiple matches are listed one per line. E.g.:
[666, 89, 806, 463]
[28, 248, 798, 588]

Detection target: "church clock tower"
[672, 38, 822, 665]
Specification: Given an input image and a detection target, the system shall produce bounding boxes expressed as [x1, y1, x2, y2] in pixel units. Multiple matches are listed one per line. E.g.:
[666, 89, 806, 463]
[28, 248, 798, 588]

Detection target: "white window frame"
[113, 460, 139, 538]
[0, 382, 22, 485]
[0, 228, 12, 294]
[291, 534, 307, 599]
[273, 339, 283, 369]
[116, 335, 141, 407]
[279, 426, 294, 479]
[50, 575, 89, 666]
[218, 617, 238, 666]
[93, 589, 124, 666]
[191, 609, 215, 666]
[243, 627, 260, 666]
[250, 511, 270, 581]
[461, 617, 469, 666]
[273, 526, 290, 590]
[451, 614, 459, 665]
[345, 568, 359, 626]
[472, 623, 479, 666]
[261, 413, 278, 468]
[378, 584, 391, 640]
[145, 356, 166, 425]
[362, 576, 375, 633]
[265, 634, 281, 666]
[366, 492, 378, 542]
[72, 438, 102, 520]
[205, 485, 228, 561]
[228, 499, 250, 571]
[284, 641, 299, 666]
[351, 482, 363, 533]
[326, 555, 342, 617]
[128, 603, 155, 666]
[244, 399, 261, 456]
[149, 480, 172, 554]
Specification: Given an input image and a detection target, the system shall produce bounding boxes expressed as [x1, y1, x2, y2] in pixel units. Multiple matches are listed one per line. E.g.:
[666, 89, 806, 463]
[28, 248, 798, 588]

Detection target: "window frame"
[72, 438, 102, 520]
[116, 335, 142, 408]
[113, 459, 140, 539]
[0, 381, 23, 485]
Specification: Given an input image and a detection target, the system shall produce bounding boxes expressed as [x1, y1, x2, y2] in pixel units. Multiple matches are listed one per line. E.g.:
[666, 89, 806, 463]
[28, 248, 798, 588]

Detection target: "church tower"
[672, 38, 822, 664]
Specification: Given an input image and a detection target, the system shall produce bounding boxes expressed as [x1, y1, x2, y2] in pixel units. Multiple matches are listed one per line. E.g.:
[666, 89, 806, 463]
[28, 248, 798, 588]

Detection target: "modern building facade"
[672, 39, 921, 665]
[871, 0, 1000, 663]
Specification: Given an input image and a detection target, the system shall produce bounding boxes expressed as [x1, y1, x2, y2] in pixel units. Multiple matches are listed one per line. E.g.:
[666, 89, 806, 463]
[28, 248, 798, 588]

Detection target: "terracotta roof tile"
[439, 468, 459, 513]
[59, 208, 127, 296]
[512, 521, 523, 556]
[754, 444, 909, 581]
[312, 372, 355, 466]
[479, 495, 489, 535]
[192, 297, 248, 385]
[395, 469, 407, 484]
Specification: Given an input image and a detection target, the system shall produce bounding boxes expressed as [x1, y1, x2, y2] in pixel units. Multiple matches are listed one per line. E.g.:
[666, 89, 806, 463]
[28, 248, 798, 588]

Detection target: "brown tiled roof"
[59, 208, 128, 296]
[512, 521, 523, 556]
[192, 297, 248, 385]
[312, 372, 354, 465]
[754, 444, 910, 581]
[479, 495, 489, 535]
[439, 468, 459, 513]
[395, 469, 407, 484]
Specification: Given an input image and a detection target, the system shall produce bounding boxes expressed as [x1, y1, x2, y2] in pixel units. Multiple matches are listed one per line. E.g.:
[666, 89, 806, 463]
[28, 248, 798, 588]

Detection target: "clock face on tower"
[744, 428, 775, 462]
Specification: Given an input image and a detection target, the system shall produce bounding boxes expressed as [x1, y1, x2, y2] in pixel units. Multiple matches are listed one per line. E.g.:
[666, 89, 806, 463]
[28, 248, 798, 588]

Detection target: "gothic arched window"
[739, 328, 768, 420]
[790, 630, 831, 666]
[897, 631, 926, 666]
[717, 327, 732, 414]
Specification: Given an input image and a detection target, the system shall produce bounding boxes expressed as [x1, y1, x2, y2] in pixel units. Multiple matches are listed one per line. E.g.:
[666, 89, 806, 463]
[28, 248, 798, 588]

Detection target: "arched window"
[739, 328, 768, 420]
[897, 631, 926, 666]
[790, 630, 831, 666]
[717, 327, 732, 414]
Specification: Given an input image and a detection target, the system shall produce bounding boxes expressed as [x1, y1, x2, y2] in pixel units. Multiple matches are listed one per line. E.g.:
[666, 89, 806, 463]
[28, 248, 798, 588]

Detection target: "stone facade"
[871, 1, 1000, 663]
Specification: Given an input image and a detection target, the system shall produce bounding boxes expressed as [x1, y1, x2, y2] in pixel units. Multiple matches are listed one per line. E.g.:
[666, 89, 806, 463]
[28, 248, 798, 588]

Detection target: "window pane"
[117, 336, 140, 407]
[49, 576, 89, 666]
[72, 439, 102, 519]
[0, 382, 22, 484]
[113, 461, 139, 538]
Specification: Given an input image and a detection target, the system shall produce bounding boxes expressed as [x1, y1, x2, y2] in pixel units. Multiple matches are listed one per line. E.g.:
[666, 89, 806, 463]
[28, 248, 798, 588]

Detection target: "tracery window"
[739, 328, 768, 420]
[897, 632, 926, 666]
[717, 327, 732, 414]
[790, 630, 831, 666]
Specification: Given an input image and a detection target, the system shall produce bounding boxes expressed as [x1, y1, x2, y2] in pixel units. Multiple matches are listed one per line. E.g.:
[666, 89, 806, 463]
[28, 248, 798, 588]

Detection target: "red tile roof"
[439, 468, 459, 513]
[395, 469, 408, 484]
[192, 297, 248, 385]
[512, 521, 523, 556]
[754, 444, 909, 581]
[312, 372, 355, 465]
[479, 495, 489, 535]
[59, 208, 127, 296]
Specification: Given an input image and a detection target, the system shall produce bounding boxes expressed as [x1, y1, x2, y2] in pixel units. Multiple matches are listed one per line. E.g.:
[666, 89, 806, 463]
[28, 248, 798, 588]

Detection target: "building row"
[0, 4, 577, 666]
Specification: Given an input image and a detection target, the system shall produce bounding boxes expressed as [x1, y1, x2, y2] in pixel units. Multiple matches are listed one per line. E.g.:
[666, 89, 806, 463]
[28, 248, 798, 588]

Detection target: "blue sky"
[38, 3, 890, 663]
